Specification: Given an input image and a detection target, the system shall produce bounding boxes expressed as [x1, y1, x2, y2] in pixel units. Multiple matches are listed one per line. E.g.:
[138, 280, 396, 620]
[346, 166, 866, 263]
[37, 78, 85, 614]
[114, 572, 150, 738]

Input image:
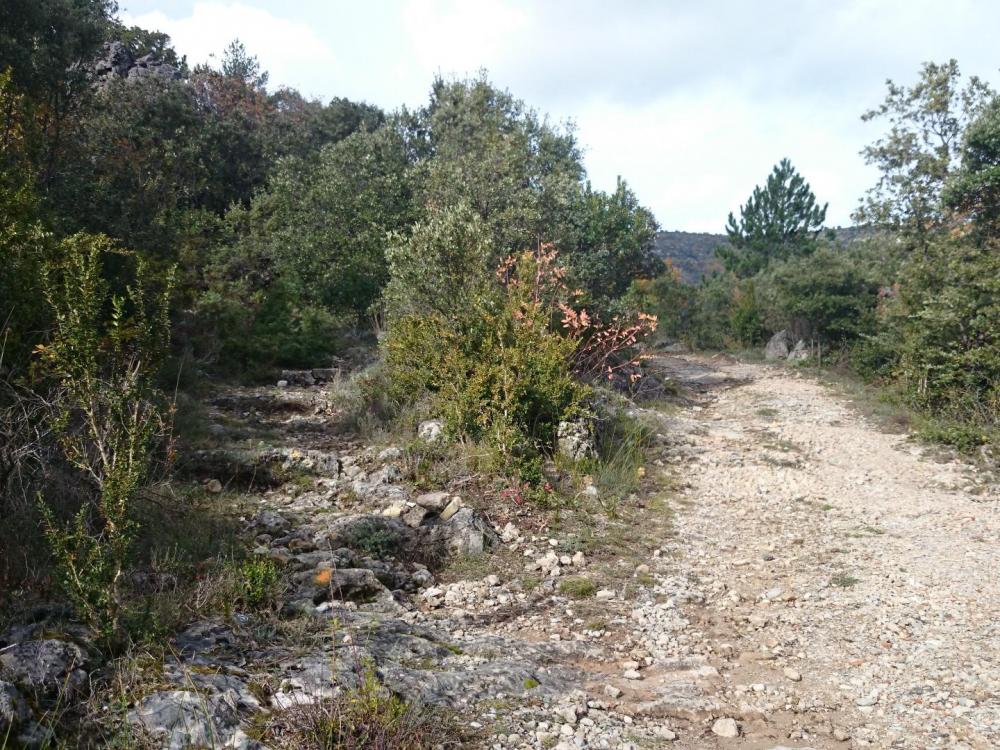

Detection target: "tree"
[562, 178, 659, 305]
[757, 247, 880, 344]
[855, 59, 995, 238]
[943, 96, 1000, 236]
[409, 74, 583, 260]
[0, 0, 117, 186]
[264, 89, 385, 160]
[718, 158, 827, 277]
[196, 126, 415, 368]
[220, 38, 268, 90]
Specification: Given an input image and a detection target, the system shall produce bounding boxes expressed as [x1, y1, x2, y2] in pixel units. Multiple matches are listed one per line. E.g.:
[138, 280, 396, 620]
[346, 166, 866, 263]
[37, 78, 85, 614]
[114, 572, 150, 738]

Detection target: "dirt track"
[626, 354, 999, 748]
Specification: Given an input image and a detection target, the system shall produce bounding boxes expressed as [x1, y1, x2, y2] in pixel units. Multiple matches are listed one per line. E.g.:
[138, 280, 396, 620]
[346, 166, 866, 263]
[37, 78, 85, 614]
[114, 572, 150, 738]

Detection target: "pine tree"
[718, 158, 827, 277]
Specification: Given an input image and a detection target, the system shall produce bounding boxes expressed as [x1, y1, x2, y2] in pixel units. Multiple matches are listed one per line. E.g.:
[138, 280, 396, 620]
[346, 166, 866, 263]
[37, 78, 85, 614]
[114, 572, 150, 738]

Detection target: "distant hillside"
[653, 227, 873, 283]
[652, 231, 727, 283]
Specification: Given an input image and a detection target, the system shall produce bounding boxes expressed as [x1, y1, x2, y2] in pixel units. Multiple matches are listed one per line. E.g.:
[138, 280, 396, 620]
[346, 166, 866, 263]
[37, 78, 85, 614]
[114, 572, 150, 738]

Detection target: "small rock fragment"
[711, 717, 740, 738]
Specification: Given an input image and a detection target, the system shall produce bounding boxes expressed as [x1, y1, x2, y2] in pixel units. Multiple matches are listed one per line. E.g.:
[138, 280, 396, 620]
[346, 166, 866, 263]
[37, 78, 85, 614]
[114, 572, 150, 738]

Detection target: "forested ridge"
[0, 3, 998, 748]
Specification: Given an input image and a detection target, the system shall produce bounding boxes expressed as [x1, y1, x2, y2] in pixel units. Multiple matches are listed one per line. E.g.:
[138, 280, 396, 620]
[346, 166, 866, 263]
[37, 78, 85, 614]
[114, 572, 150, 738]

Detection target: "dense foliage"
[0, 1, 663, 624]
[641, 61, 999, 451]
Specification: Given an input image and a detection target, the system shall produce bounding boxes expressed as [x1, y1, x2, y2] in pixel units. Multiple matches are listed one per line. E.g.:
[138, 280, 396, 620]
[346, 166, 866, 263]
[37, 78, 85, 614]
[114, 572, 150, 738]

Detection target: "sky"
[119, 0, 1000, 232]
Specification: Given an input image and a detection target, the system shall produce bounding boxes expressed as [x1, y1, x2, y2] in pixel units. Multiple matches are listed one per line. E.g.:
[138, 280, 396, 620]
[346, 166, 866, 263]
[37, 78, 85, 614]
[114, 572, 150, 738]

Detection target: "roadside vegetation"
[632, 60, 999, 457]
[1, 3, 996, 747]
[0, 3, 664, 746]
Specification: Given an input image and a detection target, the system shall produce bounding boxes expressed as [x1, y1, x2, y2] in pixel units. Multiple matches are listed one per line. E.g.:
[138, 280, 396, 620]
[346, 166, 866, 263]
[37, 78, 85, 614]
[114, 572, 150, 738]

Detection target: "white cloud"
[121, 2, 338, 97]
[119, 0, 1000, 230]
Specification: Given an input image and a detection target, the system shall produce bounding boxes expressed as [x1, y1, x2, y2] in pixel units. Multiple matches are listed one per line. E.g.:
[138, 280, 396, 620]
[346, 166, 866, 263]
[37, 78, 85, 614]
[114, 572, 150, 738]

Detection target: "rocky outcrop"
[0, 681, 31, 742]
[765, 329, 794, 360]
[91, 41, 180, 86]
[183, 447, 341, 486]
[0, 639, 87, 705]
[0, 638, 89, 747]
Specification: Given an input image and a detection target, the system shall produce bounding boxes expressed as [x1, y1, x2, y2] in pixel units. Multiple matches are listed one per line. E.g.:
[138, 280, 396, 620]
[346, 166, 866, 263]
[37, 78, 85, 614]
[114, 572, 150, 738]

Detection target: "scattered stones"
[58, 352, 997, 750]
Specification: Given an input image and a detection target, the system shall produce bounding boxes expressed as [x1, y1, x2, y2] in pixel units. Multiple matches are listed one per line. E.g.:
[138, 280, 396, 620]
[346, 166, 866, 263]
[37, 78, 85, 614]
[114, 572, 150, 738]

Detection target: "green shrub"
[35, 235, 173, 646]
[383, 203, 498, 324]
[237, 557, 281, 609]
[894, 241, 999, 431]
[384, 248, 588, 481]
[756, 246, 880, 344]
[340, 521, 402, 559]
[729, 280, 766, 346]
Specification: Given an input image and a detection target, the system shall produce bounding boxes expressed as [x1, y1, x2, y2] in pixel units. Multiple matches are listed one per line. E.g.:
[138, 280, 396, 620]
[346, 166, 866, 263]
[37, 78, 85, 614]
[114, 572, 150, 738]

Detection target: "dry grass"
[260, 669, 467, 750]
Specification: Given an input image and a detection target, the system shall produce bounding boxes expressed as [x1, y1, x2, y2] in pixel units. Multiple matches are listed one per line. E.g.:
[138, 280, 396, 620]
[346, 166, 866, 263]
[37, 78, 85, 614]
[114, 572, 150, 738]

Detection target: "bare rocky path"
[617, 354, 1000, 749]
[73, 353, 998, 750]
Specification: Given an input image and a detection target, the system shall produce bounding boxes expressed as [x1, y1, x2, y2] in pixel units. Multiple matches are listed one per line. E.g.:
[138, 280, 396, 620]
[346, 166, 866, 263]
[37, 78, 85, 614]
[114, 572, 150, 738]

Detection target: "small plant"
[341, 521, 401, 559]
[831, 574, 860, 588]
[558, 576, 596, 598]
[270, 666, 462, 749]
[237, 557, 281, 609]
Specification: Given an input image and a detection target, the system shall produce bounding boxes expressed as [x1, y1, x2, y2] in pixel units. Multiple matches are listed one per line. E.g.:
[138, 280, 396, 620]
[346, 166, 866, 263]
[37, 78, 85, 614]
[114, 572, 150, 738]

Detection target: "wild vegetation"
[0, 3, 665, 746]
[639, 61, 999, 454]
[0, 3, 997, 747]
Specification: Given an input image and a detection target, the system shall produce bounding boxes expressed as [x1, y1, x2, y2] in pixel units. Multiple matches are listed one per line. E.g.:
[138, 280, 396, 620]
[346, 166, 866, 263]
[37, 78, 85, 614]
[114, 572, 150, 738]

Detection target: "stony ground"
[4, 353, 998, 749]
[604, 354, 1000, 750]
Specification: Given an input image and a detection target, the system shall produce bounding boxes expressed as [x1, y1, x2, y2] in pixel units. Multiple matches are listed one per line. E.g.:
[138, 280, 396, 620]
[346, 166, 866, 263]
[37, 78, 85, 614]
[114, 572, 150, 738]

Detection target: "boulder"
[439, 496, 463, 521]
[401, 505, 430, 528]
[712, 717, 740, 738]
[417, 419, 444, 443]
[557, 418, 596, 461]
[417, 420, 444, 444]
[324, 568, 389, 603]
[251, 510, 290, 536]
[414, 491, 451, 512]
[764, 330, 794, 360]
[437, 508, 499, 557]
[0, 640, 87, 704]
[280, 369, 316, 386]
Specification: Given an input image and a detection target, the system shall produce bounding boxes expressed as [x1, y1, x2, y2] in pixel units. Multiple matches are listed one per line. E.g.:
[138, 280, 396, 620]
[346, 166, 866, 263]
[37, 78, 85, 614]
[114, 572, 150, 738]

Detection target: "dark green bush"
[384, 249, 588, 481]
